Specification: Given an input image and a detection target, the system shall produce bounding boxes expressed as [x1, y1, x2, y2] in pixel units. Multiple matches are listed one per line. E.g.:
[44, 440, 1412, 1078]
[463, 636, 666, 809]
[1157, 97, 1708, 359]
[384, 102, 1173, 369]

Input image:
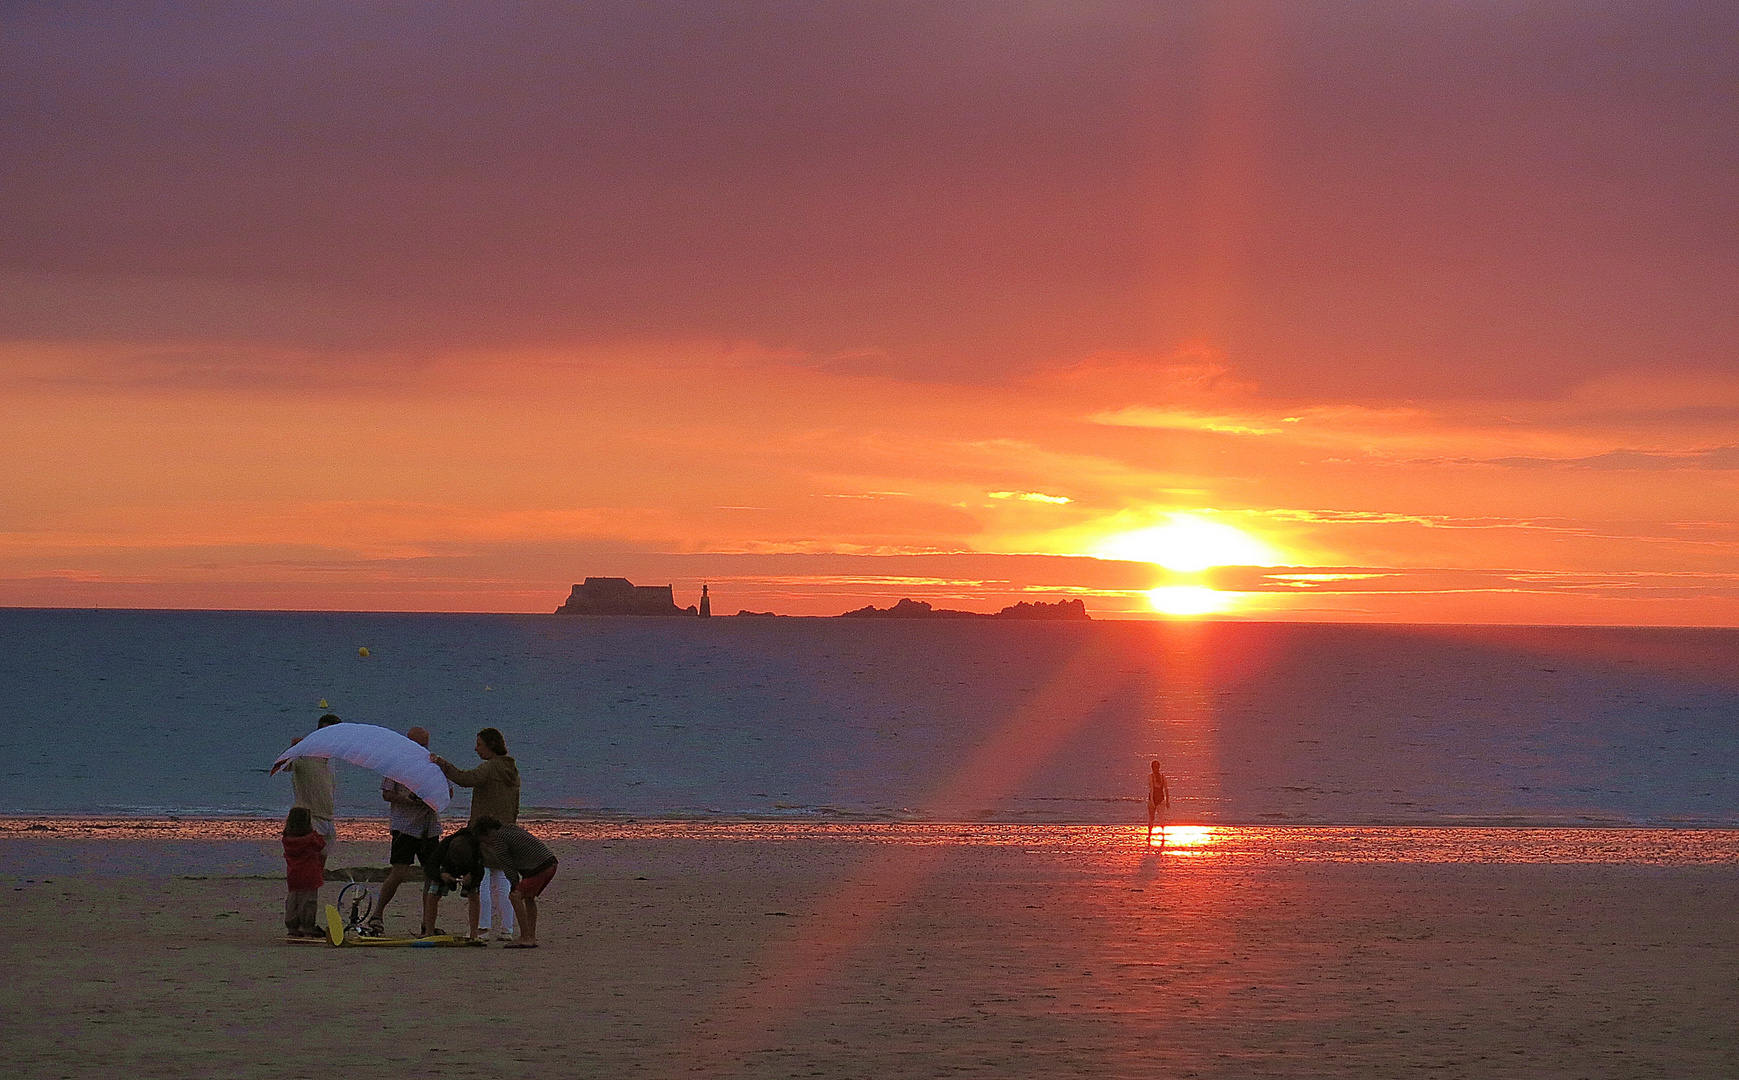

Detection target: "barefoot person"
[432, 727, 521, 940]
[364, 726, 447, 937]
[1146, 761, 1170, 842]
[474, 816, 557, 948]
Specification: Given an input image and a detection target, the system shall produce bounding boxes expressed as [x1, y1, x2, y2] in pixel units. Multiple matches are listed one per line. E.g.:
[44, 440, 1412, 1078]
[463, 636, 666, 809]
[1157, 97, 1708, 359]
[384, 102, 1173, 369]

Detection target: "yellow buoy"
[358, 647, 370, 658]
[318, 699, 329, 709]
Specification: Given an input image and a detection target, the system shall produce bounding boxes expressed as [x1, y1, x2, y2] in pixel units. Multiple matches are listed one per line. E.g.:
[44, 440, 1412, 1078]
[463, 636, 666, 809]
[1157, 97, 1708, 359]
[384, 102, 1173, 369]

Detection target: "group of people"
[280, 715, 559, 948]
[280, 724, 1172, 944]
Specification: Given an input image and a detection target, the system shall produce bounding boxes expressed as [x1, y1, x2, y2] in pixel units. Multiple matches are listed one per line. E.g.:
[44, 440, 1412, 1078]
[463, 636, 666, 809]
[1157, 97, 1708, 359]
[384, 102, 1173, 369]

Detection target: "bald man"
[364, 726, 449, 937]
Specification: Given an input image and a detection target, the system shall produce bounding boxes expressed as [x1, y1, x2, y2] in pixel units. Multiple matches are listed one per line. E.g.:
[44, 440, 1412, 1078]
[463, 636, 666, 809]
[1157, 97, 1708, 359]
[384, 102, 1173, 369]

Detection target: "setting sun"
[1146, 585, 1234, 616]
[1096, 515, 1279, 573]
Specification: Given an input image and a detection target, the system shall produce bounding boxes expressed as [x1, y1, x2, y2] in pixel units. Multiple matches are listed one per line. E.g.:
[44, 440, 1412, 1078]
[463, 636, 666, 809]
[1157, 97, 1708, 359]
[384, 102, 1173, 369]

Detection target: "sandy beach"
[4, 822, 1736, 1079]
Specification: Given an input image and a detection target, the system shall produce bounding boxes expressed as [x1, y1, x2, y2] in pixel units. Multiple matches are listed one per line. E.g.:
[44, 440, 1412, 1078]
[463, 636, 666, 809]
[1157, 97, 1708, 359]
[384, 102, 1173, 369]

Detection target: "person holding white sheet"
[432, 726, 521, 941]
[286, 713, 343, 844]
[364, 726, 448, 937]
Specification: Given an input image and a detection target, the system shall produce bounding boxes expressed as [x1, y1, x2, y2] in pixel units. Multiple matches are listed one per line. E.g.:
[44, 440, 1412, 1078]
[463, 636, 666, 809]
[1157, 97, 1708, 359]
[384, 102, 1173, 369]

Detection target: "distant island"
[838, 597, 1089, 620]
[555, 578, 1088, 619]
[556, 577, 702, 616]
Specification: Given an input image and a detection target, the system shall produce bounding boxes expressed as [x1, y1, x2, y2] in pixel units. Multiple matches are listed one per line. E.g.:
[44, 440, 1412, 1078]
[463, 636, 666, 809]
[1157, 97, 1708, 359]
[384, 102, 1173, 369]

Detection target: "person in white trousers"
[432, 726, 523, 942]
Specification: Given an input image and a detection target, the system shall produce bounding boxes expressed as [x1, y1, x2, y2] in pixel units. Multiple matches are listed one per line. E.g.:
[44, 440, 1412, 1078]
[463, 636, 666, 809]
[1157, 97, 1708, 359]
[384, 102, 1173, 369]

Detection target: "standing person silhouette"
[286, 713, 343, 845]
[1146, 761, 1170, 842]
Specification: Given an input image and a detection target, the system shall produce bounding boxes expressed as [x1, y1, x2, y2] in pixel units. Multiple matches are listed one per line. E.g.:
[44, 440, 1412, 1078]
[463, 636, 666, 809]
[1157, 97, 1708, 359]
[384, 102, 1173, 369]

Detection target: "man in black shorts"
[364, 726, 448, 937]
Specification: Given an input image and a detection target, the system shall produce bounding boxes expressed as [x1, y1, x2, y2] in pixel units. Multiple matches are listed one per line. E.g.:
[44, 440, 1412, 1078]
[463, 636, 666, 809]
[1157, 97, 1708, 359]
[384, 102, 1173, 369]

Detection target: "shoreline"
[5, 811, 1739, 831]
[6, 817, 1738, 867]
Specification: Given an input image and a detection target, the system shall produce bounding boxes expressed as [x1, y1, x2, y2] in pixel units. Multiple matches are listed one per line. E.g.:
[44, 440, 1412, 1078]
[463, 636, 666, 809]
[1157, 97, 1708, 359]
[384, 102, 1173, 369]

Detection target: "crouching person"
[474, 816, 556, 948]
[429, 826, 483, 940]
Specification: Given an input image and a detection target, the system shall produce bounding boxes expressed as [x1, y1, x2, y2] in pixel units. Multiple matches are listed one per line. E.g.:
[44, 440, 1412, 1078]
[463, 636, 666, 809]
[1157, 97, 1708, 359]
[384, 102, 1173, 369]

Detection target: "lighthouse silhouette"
[699, 584, 711, 618]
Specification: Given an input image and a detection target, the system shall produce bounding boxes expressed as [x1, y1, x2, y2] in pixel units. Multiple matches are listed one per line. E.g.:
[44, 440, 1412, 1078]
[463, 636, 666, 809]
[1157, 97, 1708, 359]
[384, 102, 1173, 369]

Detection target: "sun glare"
[1095, 514, 1277, 572]
[1146, 585, 1233, 616]
[1151, 824, 1216, 848]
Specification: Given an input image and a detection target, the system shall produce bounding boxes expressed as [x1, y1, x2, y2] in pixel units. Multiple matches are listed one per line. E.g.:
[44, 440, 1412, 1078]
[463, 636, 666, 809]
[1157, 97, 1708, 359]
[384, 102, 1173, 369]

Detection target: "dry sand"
[3, 822, 1736, 1079]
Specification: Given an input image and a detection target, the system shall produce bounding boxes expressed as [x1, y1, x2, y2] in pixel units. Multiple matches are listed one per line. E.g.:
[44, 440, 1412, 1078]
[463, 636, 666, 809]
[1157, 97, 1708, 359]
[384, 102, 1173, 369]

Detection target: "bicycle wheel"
[336, 880, 375, 929]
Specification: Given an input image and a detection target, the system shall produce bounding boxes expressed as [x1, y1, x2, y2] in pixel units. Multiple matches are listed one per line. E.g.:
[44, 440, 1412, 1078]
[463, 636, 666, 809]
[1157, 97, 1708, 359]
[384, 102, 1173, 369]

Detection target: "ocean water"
[0, 609, 1735, 826]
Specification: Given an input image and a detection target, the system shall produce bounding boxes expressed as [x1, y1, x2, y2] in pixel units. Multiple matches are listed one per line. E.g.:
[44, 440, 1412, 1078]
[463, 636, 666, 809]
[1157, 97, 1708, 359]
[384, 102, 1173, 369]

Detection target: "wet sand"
[3, 823, 1737, 1079]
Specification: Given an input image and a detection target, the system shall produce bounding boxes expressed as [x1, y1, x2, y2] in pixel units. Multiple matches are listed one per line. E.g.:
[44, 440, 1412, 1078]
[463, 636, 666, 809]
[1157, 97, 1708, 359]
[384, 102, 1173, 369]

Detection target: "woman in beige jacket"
[434, 727, 521, 939]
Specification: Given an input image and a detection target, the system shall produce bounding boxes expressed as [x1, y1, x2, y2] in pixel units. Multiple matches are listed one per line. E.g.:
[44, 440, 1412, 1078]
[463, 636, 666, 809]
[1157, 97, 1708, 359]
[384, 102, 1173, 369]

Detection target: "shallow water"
[1, 609, 1735, 824]
[5, 820, 1738, 881]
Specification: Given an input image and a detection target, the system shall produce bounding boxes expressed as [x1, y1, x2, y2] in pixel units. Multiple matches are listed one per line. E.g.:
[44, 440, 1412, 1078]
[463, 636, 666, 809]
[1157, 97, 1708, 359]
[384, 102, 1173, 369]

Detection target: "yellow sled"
[323, 904, 485, 947]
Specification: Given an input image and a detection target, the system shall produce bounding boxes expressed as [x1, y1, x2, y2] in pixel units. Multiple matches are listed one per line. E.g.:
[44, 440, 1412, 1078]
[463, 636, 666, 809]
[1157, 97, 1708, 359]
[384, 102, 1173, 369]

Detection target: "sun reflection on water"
[1150, 824, 1216, 850]
[1159, 824, 1215, 847]
[1145, 585, 1234, 616]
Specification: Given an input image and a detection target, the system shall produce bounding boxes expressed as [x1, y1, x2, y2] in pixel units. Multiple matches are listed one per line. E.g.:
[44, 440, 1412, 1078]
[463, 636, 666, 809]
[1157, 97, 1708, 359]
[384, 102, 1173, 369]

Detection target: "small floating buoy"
[358, 647, 370, 658]
[484, 686, 493, 691]
[318, 699, 329, 709]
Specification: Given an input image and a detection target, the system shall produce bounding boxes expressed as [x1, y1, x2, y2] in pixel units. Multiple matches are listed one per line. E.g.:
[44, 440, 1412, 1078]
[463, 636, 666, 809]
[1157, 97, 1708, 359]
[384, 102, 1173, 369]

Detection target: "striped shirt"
[479, 824, 555, 882]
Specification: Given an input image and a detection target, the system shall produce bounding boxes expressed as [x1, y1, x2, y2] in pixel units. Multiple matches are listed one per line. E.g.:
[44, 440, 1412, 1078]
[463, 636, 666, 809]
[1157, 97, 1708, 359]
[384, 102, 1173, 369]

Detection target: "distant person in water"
[1146, 761, 1170, 841]
[287, 713, 342, 844]
[365, 726, 447, 937]
[432, 726, 521, 941]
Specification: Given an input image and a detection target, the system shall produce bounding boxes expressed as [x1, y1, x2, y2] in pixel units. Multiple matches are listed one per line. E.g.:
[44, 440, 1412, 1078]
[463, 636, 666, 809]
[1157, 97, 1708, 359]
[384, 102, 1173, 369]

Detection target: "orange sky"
[3, 3, 1736, 623]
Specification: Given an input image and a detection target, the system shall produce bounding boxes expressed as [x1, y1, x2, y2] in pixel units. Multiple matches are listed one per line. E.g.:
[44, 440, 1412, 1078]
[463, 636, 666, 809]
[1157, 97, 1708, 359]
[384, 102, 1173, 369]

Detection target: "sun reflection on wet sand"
[1149, 824, 1217, 851]
[5, 818, 1738, 864]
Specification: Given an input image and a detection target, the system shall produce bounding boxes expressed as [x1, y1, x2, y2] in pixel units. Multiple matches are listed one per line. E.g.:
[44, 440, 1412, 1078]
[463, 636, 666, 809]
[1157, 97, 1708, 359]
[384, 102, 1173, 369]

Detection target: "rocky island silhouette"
[555, 578, 1088, 619]
[556, 577, 696, 615]
[838, 597, 1089, 620]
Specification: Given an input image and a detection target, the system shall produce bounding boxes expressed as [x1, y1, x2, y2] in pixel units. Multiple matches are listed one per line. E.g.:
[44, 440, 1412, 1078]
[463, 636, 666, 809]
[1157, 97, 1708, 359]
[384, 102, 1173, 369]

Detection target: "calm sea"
[0, 609, 1734, 826]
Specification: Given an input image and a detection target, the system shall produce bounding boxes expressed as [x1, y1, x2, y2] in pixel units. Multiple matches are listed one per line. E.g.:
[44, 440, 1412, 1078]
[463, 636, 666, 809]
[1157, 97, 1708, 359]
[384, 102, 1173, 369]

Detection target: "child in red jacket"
[282, 806, 328, 938]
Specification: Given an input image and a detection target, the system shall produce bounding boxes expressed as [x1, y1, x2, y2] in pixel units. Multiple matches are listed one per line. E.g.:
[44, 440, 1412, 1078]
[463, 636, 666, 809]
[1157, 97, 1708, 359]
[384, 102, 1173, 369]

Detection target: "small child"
[282, 806, 328, 938]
